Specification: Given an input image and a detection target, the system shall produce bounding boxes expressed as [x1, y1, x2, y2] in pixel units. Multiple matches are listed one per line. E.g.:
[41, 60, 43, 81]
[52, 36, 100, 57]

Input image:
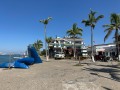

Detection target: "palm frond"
[82, 10, 103, 29]
[78, 28, 83, 31]
[77, 32, 82, 36]
[40, 17, 52, 25]
[82, 20, 87, 23]
[104, 28, 111, 32]
[39, 20, 45, 23]
[90, 10, 97, 16]
[82, 20, 90, 26]
[76, 28, 83, 36]
[111, 13, 117, 23]
[46, 37, 53, 43]
[103, 24, 112, 28]
[103, 13, 120, 42]
[66, 29, 73, 34]
[73, 23, 77, 31]
[66, 23, 82, 37]
[48, 17, 52, 20]
[111, 13, 120, 24]
[104, 29, 112, 42]
[89, 10, 97, 23]
[34, 40, 43, 51]
[95, 15, 104, 22]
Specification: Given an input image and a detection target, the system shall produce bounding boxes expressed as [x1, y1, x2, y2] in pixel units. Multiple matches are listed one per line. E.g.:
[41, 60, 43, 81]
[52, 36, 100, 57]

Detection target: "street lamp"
[40, 17, 52, 61]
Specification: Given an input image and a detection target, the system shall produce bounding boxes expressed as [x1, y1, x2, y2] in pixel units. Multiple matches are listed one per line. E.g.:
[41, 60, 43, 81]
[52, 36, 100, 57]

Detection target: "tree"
[82, 9, 104, 62]
[46, 37, 53, 58]
[40, 17, 52, 61]
[103, 13, 120, 61]
[33, 40, 43, 53]
[41, 49, 46, 56]
[66, 23, 82, 59]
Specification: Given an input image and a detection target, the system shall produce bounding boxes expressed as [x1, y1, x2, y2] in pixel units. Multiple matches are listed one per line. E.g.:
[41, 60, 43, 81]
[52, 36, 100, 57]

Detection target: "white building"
[49, 36, 88, 57]
[87, 43, 116, 57]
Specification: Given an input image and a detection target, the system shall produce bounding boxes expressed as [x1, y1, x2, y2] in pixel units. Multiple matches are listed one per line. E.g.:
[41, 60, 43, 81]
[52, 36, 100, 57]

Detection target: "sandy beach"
[0, 57, 120, 90]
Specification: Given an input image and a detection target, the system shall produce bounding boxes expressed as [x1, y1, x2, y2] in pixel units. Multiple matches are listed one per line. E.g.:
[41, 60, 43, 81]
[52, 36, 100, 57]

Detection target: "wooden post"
[79, 56, 81, 65]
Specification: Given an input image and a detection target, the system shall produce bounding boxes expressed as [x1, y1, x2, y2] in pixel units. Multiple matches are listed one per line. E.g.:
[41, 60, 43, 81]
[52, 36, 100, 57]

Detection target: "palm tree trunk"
[116, 30, 120, 61]
[91, 27, 95, 62]
[48, 43, 49, 58]
[44, 25, 48, 61]
[73, 36, 76, 59]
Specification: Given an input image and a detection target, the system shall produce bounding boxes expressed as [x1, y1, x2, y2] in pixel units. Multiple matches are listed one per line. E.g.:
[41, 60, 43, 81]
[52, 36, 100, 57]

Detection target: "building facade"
[48, 36, 87, 58]
[87, 43, 117, 57]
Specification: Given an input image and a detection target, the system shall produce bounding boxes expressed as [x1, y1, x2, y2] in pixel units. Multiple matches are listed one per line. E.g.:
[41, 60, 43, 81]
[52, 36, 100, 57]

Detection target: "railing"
[49, 43, 82, 46]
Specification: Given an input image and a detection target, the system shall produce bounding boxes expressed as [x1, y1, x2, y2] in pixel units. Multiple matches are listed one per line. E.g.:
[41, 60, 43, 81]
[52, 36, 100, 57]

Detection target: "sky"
[0, 0, 120, 54]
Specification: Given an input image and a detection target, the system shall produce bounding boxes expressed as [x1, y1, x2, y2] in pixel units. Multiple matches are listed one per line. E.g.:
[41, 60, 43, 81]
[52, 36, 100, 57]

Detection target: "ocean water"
[0, 55, 22, 64]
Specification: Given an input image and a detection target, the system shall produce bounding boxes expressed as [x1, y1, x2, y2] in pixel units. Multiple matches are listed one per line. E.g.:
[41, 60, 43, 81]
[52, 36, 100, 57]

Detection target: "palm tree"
[46, 37, 53, 58]
[82, 9, 104, 62]
[40, 17, 52, 61]
[67, 23, 83, 59]
[103, 13, 120, 61]
[33, 40, 43, 52]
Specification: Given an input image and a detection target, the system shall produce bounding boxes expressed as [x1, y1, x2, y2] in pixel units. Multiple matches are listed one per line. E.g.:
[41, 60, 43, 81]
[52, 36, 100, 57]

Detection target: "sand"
[0, 57, 120, 90]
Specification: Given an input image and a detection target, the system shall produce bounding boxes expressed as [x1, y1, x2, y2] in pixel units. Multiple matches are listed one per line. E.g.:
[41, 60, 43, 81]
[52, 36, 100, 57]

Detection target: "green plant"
[82, 9, 104, 62]
[33, 40, 43, 51]
[66, 23, 82, 59]
[46, 37, 53, 58]
[103, 13, 120, 61]
[40, 17, 52, 61]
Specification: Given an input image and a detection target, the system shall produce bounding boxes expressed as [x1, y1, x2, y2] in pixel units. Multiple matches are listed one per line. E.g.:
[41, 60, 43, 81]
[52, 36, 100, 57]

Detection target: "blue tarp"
[28, 45, 42, 63]
[0, 61, 29, 69]
[16, 57, 34, 65]
[0, 62, 14, 68]
[0, 45, 42, 69]
[14, 61, 29, 69]
[0, 57, 34, 69]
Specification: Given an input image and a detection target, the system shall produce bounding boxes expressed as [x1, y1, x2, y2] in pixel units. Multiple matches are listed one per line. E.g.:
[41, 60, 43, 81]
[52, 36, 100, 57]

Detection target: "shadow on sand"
[82, 62, 120, 82]
[102, 86, 113, 90]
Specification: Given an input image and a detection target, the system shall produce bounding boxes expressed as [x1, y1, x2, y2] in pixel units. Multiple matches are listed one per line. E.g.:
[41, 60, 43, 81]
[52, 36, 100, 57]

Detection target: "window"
[75, 41, 81, 44]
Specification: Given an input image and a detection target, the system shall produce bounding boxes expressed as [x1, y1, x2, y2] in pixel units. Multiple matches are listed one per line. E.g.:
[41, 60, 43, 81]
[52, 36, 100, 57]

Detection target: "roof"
[94, 43, 115, 46]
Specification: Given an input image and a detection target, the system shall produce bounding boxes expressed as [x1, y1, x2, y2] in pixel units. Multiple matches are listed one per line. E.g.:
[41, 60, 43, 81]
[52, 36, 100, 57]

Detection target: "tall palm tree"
[82, 9, 104, 62]
[40, 17, 52, 61]
[33, 40, 43, 52]
[46, 37, 53, 58]
[103, 13, 120, 61]
[67, 23, 83, 58]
